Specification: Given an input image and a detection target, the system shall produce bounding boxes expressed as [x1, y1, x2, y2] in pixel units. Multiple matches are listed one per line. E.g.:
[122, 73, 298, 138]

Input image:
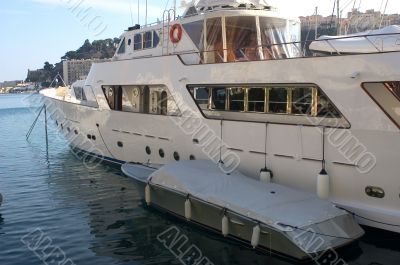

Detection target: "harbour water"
[0, 94, 399, 265]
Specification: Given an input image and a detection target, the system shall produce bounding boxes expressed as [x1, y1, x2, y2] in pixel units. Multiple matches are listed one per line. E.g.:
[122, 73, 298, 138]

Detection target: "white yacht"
[40, 0, 400, 235]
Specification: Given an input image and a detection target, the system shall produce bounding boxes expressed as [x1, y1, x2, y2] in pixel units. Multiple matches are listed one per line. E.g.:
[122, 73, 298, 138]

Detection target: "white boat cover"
[309, 25, 400, 53]
[149, 160, 349, 229]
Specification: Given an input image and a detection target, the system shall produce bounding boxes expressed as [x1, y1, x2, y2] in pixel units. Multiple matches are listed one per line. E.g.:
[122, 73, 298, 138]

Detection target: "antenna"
[145, 0, 148, 26]
[129, 0, 134, 26]
[322, 127, 326, 171]
[315, 6, 318, 40]
[264, 123, 268, 169]
[219, 119, 223, 164]
[137, 0, 140, 25]
[379, 0, 389, 29]
[174, 0, 177, 20]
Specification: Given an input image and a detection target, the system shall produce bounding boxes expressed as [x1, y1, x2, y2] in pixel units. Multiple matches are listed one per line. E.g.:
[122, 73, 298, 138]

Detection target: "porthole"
[117, 141, 123, 148]
[159, 149, 165, 158]
[87, 134, 92, 140]
[74, 130, 78, 135]
[365, 186, 385, 199]
[190, 155, 196, 160]
[146, 146, 151, 155]
[92, 135, 96, 141]
[173, 152, 180, 161]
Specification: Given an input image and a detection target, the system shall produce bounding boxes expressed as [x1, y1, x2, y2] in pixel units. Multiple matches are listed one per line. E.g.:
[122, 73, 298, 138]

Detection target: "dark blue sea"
[0, 94, 399, 265]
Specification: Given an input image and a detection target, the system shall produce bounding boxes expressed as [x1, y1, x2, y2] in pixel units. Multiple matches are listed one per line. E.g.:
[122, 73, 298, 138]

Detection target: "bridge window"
[143, 31, 153, 49]
[134, 34, 142, 50]
[102, 85, 180, 116]
[189, 84, 346, 127]
[117, 38, 126, 54]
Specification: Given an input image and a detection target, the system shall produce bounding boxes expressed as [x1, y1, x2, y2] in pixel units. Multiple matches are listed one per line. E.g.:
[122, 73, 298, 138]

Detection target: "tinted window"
[143, 31, 152, 49]
[117, 38, 126, 54]
[134, 34, 142, 50]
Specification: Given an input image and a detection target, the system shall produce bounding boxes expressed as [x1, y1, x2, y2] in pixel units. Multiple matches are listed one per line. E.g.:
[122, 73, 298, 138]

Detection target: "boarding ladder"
[162, 9, 175, 55]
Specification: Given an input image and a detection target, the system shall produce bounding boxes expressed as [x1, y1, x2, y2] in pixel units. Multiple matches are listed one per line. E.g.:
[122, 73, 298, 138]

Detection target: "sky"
[1, 0, 399, 82]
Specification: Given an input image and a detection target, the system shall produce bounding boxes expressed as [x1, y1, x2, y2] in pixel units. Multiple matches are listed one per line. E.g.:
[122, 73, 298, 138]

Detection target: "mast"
[337, 0, 340, 35]
[315, 6, 318, 40]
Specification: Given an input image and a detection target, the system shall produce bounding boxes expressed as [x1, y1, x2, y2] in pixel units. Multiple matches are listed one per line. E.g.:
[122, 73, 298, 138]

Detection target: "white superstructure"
[41, 0, 400, 234]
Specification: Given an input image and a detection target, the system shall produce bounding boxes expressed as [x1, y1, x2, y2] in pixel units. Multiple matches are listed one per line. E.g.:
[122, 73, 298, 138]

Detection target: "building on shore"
[63, 59, 110, 85]
[300, 9, 400, 36]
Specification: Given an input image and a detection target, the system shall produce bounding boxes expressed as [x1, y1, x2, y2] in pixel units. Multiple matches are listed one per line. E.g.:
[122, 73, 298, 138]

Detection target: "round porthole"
[87, 134, 92, 140]
[189, 155, 196, 160]
[159, 149, 165, 158]
[74, 130, 78, 135]
[92, 135, 96, 141]
[146, 146, 151, 155]
[117, 141, 123, 148]
[173, 152, 180, 161]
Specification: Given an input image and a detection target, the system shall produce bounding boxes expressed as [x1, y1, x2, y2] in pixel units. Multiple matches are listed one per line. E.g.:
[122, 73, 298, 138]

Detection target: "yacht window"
[193, 87, 209, 109]
[134, 34, 142, 50]
[228, 88, 245, 111]
[205, 18, 223, 63]
[292, 87, 313, 115]
[117, 38, 126, 54]
[269, 87, 288, 114]
[211, 87, 226, 110]
[362, 82, 400, 128]
[153, 31, 160, 47]
[73, 86, 87, 101]
[225, 16, 258, 62]
[188, 84, 347, 127]
[259, 17, 301, 59]
[182, 20, 204, 50]
[143, 31, 152, 49]
[121, 86, 141, 112]
[102, 85, 180, 116]
[386, 81, 400, 101]
[248, 87, 265, 112]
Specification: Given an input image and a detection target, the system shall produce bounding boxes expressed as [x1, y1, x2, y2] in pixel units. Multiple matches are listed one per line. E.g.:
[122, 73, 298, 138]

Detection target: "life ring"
[170, 24, 183, 44]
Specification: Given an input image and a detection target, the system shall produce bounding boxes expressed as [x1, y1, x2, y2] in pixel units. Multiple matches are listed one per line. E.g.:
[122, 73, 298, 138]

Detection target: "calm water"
[0, 94, 399, 265]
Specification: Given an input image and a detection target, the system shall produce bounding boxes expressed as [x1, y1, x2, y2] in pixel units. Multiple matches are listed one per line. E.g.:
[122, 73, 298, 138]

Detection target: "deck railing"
[178, 32, 400, 65]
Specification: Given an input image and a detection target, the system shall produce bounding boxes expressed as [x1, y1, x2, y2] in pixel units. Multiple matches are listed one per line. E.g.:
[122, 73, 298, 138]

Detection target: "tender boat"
[39, 0, 400, 235]
[122, 160, 364, 260]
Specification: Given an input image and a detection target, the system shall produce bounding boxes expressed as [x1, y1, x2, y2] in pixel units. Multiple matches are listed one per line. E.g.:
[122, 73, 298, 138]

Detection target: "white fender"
[185, 198, 192, 220]
[251, 224, 261, 248]
[260, 169, 271, 183]
[222, 215, 229, 237]
[145, 184, 151, 205]
[317, 170, 330, 199]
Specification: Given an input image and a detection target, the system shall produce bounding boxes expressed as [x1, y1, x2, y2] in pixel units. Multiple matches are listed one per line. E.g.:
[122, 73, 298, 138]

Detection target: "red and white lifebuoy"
[170, 24, 183, 44]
